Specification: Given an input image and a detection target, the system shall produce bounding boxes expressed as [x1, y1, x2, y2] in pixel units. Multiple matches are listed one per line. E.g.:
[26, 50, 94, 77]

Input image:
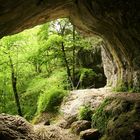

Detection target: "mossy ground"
[92, 95, 140, 140]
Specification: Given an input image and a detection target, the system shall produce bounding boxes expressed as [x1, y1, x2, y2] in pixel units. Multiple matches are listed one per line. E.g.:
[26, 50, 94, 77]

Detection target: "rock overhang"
[0, 0, 140, 90]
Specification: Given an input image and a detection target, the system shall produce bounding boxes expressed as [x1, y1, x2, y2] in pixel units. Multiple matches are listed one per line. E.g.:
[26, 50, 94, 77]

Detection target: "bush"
[78, 105, 93, 121]
[37, 88, 67, 114]
[21, 91, 39, 121]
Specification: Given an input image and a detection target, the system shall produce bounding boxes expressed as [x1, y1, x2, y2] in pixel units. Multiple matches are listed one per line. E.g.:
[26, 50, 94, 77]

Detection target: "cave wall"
[0, 0, 140, 90]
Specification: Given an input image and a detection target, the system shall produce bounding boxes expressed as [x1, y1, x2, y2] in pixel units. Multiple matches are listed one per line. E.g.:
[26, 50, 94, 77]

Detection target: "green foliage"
[21, 76, 48, 120]
[79, 68, 96, 81]
[91, 98, 112, 133]
[21, 91, 39, 120]
[113, 82, 140, 93]
[78, 105, 93, 121]
[75, 68, 97, 88]
[0, 18, 104, 121]
[36, 70, 68, 114]
[37, 88, 67, 113]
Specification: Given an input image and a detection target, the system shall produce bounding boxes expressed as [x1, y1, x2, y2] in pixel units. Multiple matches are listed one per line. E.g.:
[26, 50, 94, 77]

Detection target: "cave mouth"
[0, 0, 140, 92]
[0, 18, 107, 90]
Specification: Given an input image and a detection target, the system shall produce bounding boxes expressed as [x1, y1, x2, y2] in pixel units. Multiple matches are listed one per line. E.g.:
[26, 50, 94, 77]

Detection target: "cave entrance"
[0, 18, 107, 94]
[0, 0, 140, 92]
[38, 18, 107, 89]
[0, 17, 107, 120]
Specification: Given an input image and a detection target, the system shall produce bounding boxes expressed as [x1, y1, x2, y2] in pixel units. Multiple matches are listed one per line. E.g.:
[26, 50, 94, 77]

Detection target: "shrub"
[37, 88, 67, 114]
[78, 105, 93, 121]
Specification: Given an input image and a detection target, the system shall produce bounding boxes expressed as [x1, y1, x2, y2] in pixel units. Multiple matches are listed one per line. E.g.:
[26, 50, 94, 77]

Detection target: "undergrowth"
[78, 105, 93, 121]
[37, 88, 67, 114]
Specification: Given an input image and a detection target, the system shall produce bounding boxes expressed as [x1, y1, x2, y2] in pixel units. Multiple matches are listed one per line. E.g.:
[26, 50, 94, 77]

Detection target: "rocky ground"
[1, 88, 140, 140]
[60, 87, 111, 117]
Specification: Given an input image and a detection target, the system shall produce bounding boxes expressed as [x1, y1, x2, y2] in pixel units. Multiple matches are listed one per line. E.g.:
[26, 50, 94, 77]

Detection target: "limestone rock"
[60, 88, 111, 122]
[0, 114, 78, 140]
[56, 120, 69, 129]
[0, 114, 37, 140]
[71, 120, 91, 134]
[80, 129, 100, 140]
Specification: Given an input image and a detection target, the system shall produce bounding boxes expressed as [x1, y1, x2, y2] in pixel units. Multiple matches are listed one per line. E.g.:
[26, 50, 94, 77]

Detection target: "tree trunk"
[9, 56, 22, 116]
[72, 25, 76, 86]
[61, 42, 73, 87]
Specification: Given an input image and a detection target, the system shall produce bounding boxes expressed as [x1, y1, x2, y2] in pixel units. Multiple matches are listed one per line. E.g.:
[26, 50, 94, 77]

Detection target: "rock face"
[71, 120, 91, 134]
[80, 129, 100, 140]
[60, 88, 111, 123]
[0, 114, 37, 140]
[0, 114, 78, 140]
[0, 0, 140, 90]
[92, 93, 140, 140]
[77, 45, 107, 88]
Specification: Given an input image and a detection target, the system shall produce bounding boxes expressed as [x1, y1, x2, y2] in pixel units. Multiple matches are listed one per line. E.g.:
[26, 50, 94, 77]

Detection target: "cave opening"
[0, 0, 139, 92]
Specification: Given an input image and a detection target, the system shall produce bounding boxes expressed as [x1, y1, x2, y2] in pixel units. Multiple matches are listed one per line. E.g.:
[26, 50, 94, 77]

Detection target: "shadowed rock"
[0, 114, 37, 140]
[71, 120, 91, 135]
[80, 129, 100, 140]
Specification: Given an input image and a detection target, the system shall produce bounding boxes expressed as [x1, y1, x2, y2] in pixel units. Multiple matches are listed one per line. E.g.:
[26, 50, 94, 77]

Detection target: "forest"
[0, 18, 105, 121]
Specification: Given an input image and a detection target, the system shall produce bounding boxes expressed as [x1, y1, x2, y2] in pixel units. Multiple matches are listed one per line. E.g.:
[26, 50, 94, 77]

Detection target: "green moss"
[91, 98, 113, 133]
[92, 97, 140, 140]
[113, 80, 140, 93]
[104, 110, 140, 140]
[113, 85, 140, 93]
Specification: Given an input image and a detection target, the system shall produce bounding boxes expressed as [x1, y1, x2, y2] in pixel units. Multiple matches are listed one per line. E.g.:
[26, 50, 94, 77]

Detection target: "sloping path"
[60, 87, 111, 117]
[34, 87, 112, 140]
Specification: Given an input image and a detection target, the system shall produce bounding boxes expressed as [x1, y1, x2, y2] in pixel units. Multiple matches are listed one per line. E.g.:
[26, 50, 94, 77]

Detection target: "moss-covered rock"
[92, 95, 140, 140]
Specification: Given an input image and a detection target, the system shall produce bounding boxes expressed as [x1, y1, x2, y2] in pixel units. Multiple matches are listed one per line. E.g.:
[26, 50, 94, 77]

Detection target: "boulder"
[63, 114, 78, 128]
[71, 120, 91, 134]
[56, 120, 69, 129]
[80, 129, 100, 140]
[0, 114, 37, 140]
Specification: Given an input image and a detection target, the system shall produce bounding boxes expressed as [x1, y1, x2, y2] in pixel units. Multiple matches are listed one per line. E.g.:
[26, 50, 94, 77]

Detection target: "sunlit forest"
[0, 18, 106, 121]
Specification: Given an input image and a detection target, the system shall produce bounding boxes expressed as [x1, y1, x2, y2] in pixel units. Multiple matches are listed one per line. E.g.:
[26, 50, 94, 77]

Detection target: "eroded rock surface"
[71, 120, 91, 134]
[80, 129, 100, 140]
[0, 114, 78, 140]
[61, 88, 111, 117]
[0, 114, 37, 140]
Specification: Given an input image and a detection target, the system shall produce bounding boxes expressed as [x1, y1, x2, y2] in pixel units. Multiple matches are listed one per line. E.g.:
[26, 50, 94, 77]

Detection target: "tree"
[0, 34, 24, 116]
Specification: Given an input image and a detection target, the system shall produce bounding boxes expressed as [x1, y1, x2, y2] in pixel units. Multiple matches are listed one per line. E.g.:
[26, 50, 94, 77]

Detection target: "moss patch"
[92, 97, 140, 140]
[91, 98, 113, 133]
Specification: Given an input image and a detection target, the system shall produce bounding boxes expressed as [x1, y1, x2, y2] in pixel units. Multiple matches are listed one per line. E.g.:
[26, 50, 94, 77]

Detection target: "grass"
[78, 105, 93, 121]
